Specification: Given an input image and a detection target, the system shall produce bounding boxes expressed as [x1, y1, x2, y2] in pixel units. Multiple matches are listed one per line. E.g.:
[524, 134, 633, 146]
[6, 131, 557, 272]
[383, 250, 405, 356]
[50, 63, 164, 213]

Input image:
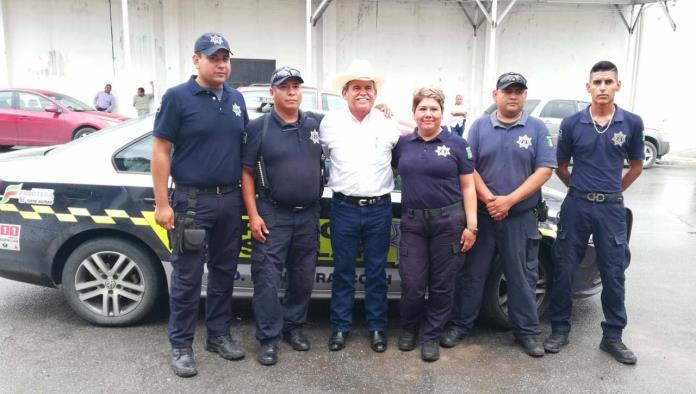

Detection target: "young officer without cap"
[320, 60, 400, 353]
[240, 67, 324, 366]
[544, 61, 643, 364]
[152, 32, 248, 378]
[392, 87, 477, 362]
[442, 72, 557, 357]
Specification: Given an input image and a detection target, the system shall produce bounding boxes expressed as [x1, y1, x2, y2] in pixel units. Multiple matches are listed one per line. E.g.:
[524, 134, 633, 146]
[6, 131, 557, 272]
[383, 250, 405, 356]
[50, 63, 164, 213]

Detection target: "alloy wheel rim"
[73, 251, 145, 317]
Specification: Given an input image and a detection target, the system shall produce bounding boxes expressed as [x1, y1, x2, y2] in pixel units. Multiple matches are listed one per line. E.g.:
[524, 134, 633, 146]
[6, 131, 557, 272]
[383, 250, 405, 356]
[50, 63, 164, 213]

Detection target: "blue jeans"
[329, 197, 391, 332]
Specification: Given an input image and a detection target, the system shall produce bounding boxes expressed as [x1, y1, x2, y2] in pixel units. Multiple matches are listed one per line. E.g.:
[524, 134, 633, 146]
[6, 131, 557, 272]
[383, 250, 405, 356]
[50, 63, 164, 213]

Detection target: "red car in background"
[0, 88, 129, 148]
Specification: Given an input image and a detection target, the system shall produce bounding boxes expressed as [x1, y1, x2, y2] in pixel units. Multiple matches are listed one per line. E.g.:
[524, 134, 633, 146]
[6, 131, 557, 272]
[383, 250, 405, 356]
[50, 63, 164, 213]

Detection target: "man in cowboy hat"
[319, 59, 400, 353]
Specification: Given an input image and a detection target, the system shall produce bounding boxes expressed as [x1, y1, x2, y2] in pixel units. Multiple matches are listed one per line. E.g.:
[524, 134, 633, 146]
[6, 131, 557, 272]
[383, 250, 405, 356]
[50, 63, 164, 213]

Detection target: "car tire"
[0, 145, 12, 150]
[643, 140, 657, 169]
[73, 127, 97, 140]
[61, 237, 163, 326]
[481, 248, 551, 329]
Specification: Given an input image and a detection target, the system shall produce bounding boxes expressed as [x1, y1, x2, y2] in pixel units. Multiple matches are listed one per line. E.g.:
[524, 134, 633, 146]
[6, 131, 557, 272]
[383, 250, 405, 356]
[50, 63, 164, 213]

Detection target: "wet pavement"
[1, 161, 695, 393]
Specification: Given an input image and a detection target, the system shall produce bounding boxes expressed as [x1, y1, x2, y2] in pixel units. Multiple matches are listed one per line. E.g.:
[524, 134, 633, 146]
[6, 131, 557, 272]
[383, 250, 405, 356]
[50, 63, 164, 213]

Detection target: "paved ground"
[1, 161, 695, 393]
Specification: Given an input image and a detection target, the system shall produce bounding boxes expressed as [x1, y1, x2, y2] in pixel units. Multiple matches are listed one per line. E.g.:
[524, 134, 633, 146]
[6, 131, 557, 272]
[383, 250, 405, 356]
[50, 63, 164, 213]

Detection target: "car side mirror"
[45, 104, 63, 114]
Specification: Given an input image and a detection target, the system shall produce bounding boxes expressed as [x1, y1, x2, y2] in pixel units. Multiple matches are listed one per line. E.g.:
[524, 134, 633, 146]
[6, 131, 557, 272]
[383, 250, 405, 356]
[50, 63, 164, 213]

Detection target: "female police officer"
[392, 87, 477, 361]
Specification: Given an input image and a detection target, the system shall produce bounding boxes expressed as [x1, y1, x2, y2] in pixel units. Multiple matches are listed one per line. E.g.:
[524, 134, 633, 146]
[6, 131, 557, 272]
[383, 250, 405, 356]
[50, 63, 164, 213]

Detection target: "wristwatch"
[466, 227, 478, 235]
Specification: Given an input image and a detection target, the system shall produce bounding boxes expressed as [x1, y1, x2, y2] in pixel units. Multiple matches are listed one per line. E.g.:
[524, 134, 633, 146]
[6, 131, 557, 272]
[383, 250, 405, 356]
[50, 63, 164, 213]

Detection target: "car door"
[537, 99, 580, 143]
[16, 92, 72, 145]
[0, 91, 18, 146]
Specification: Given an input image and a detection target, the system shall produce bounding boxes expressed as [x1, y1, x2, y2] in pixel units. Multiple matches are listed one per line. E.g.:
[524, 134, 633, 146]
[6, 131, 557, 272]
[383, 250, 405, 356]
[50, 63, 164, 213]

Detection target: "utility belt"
[404, 202, 462, 220]
[334, 192, 390, 207]
[569, 188, 624, 204]
[175, 183, 238, 195]
[259, 192, 317, 213]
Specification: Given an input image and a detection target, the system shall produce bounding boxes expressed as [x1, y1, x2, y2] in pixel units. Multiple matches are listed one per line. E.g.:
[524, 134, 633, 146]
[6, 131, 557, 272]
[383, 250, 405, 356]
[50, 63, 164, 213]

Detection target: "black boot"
[170, 348, 197, 378]
[600, 337, 637, 364]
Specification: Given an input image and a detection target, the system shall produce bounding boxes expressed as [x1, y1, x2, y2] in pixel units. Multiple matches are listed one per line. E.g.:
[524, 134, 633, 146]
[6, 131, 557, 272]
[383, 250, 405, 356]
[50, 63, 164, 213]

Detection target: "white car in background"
[484, 99, 670, 168]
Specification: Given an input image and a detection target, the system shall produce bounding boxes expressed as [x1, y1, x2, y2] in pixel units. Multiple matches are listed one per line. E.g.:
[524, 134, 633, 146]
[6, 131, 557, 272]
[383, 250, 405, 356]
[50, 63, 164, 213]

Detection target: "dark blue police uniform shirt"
[392, 129, 474, 210]
[468, 111, 557, 214]
[557, 105, 644, 193]
[153, 76, 248, 187]
[241, 109, 324, 207]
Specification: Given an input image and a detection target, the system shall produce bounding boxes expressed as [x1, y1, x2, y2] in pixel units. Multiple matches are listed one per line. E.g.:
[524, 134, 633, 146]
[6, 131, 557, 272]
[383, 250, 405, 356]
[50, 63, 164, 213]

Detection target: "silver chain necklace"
[590, 106, 615, 134]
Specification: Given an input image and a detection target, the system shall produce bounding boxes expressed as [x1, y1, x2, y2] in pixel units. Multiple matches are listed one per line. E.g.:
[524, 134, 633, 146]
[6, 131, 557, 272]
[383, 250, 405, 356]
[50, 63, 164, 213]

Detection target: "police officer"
[441, 72, 557, 357]
[240, 67, 323, 366]
[152, 32, 247, 378]
[544, 61, 643, 364]
[392, 87, 477, 362]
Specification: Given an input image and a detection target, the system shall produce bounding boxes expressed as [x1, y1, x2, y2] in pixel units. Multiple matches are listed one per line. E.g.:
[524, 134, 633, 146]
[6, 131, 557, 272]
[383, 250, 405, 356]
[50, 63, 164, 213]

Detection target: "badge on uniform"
[232, 103, 241, 117]
[435, 145, 450, 157]
[517, 134, 532, 149]
[612, 131, 626, 146]
[465, 146, 473, 160]
[310, 129, 320, 144]
[545, 135, 553, 148]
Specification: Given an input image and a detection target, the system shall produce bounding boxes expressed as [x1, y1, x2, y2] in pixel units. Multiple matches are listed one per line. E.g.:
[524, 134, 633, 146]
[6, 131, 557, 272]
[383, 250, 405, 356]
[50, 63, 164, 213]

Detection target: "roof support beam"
[660, 0, 677, 31]
[614, 3, 645, 34]
[457, 0, 487, 36]
[310, 0, 333, 26]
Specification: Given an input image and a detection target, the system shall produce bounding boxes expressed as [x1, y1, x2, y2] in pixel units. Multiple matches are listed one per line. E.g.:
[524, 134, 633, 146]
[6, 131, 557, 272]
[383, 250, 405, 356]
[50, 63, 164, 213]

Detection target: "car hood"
[0, 146, 56, 162]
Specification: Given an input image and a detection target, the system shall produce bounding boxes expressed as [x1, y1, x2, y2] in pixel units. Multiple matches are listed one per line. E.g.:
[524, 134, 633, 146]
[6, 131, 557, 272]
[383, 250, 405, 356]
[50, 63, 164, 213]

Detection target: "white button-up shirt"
[320, 107, 400, 197]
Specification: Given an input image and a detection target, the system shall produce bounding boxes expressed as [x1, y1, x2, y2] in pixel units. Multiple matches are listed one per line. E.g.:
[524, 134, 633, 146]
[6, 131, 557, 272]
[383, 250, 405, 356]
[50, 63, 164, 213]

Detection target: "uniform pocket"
[525, 225, 542, 263]
[613, 233, 630, 270]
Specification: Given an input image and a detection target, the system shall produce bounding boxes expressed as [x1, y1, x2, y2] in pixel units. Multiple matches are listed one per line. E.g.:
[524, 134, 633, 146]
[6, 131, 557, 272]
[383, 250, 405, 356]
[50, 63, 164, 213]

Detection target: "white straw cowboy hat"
[333, 59, 384, 92]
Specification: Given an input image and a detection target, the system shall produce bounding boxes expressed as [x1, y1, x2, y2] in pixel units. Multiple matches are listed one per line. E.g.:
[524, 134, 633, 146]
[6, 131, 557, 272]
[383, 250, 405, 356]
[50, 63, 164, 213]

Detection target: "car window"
[18, 93, 51, 112]
[300, 91, 318, 112]
[241, 90, 268, 110]
[114, 134, 153, 173]
[483, 99, 540, 115]
[322, 93, 346, 111]
[525, 99, 541, 113]
[539, 100, 577, 119]
[43, 92, 92, 111]
[0, 91, 12, 109]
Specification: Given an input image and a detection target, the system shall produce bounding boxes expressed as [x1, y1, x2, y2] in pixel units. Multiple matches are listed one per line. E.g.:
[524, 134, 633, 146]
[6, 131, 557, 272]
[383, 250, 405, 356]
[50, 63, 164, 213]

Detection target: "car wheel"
[643, 140, 657, 169]
[73, 127, 97, 140]
[61, 237, 163, 326]
[481, 250, 551, 329]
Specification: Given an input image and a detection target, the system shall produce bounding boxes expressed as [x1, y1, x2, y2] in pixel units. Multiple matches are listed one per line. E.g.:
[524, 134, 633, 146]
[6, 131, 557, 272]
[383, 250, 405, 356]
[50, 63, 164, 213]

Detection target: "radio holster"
[169, 189, 206, 253]
[535, 195, 549, 222]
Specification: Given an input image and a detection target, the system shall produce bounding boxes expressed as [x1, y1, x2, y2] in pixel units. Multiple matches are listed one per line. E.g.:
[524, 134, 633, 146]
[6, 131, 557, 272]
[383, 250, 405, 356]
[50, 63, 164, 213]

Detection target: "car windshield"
[43, 92, 94, 111]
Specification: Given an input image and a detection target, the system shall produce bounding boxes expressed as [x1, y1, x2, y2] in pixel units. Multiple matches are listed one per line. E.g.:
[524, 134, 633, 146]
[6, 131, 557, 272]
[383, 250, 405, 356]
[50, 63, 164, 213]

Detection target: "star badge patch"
[232, 103, 241, 117]
[310, 129, 320, 144]
[435, 145, 451, 157]
[517, 134, 532, 149]
[612, 131, 626, 146]
[210, 34, 223, 45]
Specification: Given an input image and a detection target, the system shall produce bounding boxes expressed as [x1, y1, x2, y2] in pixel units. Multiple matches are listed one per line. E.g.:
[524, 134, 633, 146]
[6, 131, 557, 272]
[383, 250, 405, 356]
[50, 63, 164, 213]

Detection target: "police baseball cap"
[496, 72, 528, 90]
[194, 32, 232, 56]
[270, 67, 304, 85]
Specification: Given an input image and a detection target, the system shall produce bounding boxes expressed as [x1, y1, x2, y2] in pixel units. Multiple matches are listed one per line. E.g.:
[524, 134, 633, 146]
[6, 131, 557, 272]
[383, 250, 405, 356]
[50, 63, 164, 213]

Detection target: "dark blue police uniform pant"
[449, 211, 542, 338]
[329, 197, 391, 332]
[550, 196, 629, 339]
[251, 199, 319, 344]
[168, 189, 242, 348]
[399, 207, 465, 341]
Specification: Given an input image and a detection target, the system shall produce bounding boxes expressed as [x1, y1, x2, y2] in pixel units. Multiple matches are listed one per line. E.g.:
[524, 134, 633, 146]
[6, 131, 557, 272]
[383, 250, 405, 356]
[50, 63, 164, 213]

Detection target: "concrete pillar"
[161, 0, 181, 88]
[0, 0, 10, 86]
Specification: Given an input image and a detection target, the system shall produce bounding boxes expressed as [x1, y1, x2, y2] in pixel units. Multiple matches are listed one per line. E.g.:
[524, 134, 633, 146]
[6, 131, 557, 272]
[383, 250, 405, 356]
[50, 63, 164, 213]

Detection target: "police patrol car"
[0, 116, 617, 327]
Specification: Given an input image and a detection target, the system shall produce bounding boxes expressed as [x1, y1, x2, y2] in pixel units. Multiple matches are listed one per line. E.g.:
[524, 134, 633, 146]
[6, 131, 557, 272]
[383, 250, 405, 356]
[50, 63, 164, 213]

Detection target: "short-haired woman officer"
[392, 87, 477, 361]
